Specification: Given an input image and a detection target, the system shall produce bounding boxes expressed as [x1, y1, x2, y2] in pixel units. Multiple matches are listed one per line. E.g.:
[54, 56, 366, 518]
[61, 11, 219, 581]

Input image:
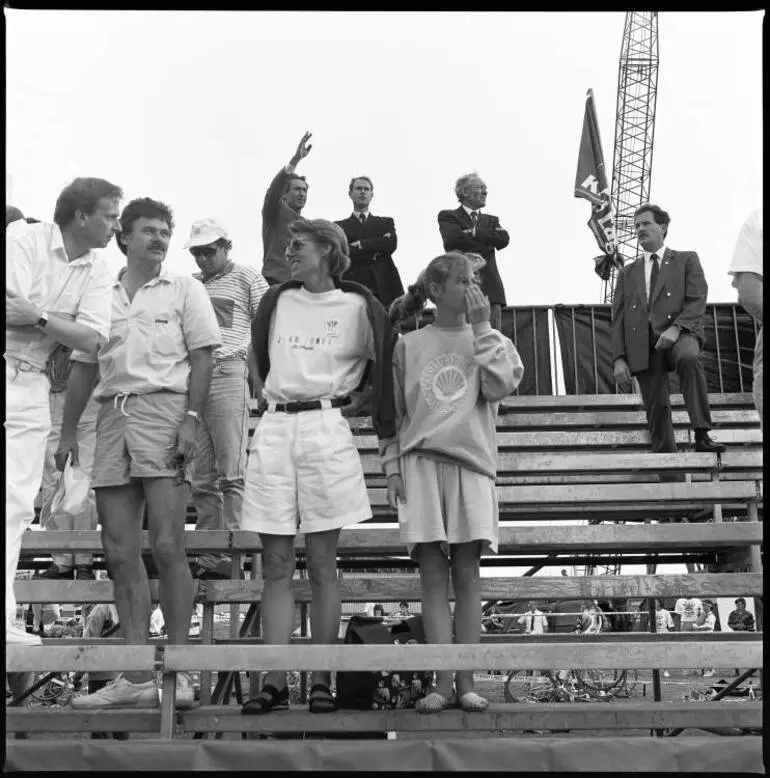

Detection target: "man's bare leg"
[143, 477, 194, 645]
[95, 482, 149, 683]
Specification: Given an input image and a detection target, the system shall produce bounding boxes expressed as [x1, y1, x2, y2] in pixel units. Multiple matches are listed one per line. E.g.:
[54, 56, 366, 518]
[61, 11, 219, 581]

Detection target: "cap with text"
[185, 218, 228, 249]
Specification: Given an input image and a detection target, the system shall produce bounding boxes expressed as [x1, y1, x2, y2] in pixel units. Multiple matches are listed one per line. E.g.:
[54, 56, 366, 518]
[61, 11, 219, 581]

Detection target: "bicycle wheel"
[575, 668, 627, 698]
[30, 673, 67, 704]
[504, 670, 556, 703]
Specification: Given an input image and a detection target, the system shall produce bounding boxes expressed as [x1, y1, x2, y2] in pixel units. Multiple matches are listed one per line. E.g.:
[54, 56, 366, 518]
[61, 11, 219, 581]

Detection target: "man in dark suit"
[611, 203, 724, 455]
[335, 176, 404, 308]
[438, 173, 510, 330]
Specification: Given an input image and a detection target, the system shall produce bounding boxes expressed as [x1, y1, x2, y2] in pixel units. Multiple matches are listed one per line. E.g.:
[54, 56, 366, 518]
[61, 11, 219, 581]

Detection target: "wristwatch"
[185, 410, 201, 422]
[37, 311, 49, 328]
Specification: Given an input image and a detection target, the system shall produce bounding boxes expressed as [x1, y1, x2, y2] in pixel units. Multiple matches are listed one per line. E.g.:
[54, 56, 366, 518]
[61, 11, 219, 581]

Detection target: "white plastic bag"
[49, 460, 91, 519]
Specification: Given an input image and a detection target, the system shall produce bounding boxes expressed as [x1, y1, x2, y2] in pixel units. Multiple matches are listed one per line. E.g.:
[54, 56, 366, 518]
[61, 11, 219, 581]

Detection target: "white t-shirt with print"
[674, 597, 703, 625]
[263, 287, 374, 403]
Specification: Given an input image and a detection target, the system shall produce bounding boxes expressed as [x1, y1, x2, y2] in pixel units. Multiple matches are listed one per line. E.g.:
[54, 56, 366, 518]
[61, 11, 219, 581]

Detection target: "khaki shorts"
[91, 392, 187, 488]
[397, 454, 499, 559]
[241, 405, 371, 536]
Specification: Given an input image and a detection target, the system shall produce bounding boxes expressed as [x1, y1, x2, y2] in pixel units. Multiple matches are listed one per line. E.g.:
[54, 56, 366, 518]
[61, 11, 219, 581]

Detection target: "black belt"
[272, 397, 351, 414]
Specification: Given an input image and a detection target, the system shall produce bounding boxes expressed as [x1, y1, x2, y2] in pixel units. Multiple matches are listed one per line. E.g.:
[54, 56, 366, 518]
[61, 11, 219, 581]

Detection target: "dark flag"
[574, 89, 623, 281]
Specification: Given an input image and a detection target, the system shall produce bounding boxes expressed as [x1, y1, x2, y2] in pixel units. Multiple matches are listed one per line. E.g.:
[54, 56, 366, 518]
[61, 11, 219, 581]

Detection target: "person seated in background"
[373, 603, 386, 619]
[392, 601, 411, 620]
[693, 600, 717, 677]
[727, 597, 755, 632]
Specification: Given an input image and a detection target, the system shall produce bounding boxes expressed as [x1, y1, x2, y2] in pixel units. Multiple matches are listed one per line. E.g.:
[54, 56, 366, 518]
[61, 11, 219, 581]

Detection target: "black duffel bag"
[336, 614, 432, 710]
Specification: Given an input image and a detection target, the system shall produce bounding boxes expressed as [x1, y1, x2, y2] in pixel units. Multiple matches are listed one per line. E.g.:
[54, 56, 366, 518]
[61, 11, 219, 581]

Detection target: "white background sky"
[7, 11, 763, 579]
[6, 10, 763, 307]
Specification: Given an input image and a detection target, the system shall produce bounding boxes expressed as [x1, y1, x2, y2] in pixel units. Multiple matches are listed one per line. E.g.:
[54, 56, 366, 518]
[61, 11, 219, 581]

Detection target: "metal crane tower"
[602, 12, 660, 304]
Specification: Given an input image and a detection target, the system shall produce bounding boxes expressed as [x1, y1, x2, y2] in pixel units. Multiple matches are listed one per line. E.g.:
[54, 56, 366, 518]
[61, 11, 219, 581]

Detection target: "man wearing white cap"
[186, 219, 269, 578]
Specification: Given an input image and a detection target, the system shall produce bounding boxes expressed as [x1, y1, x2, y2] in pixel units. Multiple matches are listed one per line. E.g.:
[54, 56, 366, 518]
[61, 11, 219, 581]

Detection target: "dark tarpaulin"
[398, 307, 552, 396]
[554, 303, 757, 395]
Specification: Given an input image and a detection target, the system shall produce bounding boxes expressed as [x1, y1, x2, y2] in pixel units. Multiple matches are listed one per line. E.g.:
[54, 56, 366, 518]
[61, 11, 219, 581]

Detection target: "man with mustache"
[261, 132, 312, 286]
[184, 218, 269, 579]
[5, 177, 121, 646]
[57, 198, 221, 709]
[611, 204, 725, 458]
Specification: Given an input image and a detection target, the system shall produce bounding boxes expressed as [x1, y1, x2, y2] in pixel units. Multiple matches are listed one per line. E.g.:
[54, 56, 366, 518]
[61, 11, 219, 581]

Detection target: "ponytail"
[389, 276, 430, 328]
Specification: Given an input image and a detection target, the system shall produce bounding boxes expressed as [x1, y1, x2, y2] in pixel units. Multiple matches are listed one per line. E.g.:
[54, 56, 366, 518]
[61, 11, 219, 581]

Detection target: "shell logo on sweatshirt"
[420, 353, 475, 414]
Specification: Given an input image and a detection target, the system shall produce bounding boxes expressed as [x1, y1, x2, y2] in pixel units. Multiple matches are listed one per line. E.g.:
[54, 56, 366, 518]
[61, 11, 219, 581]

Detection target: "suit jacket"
[335, 214, 404, 308]
[437, 207, 510, 305]
[610, 248, 708, 374]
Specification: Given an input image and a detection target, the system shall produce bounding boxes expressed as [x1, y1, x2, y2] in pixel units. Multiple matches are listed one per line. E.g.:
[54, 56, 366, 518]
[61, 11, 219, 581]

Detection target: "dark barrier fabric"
[398, 307, 552, 396]
[554, 304, 758, 395]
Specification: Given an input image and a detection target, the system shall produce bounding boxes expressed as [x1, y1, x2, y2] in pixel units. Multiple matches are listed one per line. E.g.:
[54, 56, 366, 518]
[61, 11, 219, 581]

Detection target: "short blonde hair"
[288, 219, 351, 278]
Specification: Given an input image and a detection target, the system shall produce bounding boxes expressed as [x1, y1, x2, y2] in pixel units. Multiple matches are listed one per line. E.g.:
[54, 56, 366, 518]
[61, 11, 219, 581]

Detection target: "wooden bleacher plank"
[178, 700, 763, 734]
[5, 708, 161, 733]
[5, 645, 157, 673]
[366, 481, 758, 507]
[352, 429, 762, 451]
[163, 639, 763, 672]
[18, 522, 762, 559]
[15, 572, 763, 605]
[201, 573, 763, 604]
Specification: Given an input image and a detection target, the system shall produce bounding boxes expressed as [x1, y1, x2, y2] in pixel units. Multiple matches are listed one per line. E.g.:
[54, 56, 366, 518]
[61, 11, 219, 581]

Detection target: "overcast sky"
[6, 10, 763, 308]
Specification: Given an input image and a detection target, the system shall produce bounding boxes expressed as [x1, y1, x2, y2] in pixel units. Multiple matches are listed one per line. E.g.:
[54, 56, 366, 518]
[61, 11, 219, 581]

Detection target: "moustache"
[149, 244, 166, 252]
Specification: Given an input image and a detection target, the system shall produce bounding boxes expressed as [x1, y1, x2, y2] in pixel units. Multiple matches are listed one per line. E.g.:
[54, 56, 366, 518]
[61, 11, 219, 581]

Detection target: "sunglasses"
[190, 246, 218, 259]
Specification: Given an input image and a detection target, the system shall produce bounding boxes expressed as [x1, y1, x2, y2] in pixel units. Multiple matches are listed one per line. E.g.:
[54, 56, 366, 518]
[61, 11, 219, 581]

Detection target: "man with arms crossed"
[185, 218, 269, 579]
[438, 173, 510, 330]
[60, 198, 221, 708]
[261, 132, 312, 286]
[611, 204, 725, 456]
[5, 177, 121, 645]
[335, 176, 404, 308]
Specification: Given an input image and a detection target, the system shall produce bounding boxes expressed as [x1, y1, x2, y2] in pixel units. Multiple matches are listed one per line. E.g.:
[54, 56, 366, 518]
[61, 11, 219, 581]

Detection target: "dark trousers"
[635, 331, 712, 454]
[490, 304, 502, 333]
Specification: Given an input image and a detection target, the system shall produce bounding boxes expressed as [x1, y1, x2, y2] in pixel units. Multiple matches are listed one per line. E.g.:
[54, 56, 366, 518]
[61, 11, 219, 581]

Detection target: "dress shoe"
[75, 565, 96, 580]
[694, 431, 725, 453]
[36, 564, 75, 580]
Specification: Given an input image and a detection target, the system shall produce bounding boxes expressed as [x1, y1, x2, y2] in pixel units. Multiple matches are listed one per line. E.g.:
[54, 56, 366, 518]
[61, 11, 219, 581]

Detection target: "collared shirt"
[193, 261, 268, 363]
[5, 222, 113, 370]
[461, 204, 481, 220]
[72, 267, 221, 398]
[352, 210, 371, 221]
[642, 243, 667, 301]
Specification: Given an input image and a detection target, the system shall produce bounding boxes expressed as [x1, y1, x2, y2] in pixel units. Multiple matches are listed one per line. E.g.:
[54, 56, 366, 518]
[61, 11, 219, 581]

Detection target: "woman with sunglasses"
[241, 218, 396, 715]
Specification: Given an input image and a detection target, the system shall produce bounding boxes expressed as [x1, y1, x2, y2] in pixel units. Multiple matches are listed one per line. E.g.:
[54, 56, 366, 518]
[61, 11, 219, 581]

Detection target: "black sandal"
[241, 684, 289, 715]
[308, 683, 337, 714]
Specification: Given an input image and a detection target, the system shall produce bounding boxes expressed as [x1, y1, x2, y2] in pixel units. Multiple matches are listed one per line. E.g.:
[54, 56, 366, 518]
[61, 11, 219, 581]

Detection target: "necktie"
[470, 211, 478, 228]
[359, 213, 367, 225]
[648, 253, 659, 307]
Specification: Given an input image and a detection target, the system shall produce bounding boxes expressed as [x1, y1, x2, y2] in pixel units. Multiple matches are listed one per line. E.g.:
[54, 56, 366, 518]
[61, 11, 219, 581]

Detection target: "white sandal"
[415, 691, 454, 714]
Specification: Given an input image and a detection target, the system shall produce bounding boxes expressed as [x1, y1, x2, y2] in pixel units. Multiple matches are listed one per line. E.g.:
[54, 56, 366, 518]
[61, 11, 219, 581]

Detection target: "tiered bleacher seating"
[7, 392, 763, 772]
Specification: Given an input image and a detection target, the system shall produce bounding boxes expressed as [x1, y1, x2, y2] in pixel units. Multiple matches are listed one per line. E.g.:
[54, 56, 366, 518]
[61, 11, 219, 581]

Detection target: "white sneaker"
[72, 674, 159, 709]
[157, 671, 195, 709]
[6, 621, 42, 645]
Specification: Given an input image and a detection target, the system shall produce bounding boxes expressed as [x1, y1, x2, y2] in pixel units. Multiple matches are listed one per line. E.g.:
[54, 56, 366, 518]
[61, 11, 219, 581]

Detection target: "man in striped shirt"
[186, 219, 269, 578]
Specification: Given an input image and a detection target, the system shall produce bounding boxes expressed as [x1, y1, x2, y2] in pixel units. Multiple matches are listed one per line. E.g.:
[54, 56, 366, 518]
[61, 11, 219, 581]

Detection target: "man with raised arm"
[58, 198, 221, 709]
[5, 177, 121, 645]
[261, 131, 312, 285]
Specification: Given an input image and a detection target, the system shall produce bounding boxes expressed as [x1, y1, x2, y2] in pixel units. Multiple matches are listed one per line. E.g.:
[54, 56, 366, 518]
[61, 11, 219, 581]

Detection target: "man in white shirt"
[674, 596, 703, 632]
[518, 601, 549, 634]
[728, 210, 763, 428]
[5, 177, 122, 645]
[693, 600, 717, 676]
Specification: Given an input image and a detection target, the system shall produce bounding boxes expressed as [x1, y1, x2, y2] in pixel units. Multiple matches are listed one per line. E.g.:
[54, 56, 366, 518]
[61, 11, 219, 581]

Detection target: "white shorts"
[397, 454, 499, 559]
[241, 404, 372, 536]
